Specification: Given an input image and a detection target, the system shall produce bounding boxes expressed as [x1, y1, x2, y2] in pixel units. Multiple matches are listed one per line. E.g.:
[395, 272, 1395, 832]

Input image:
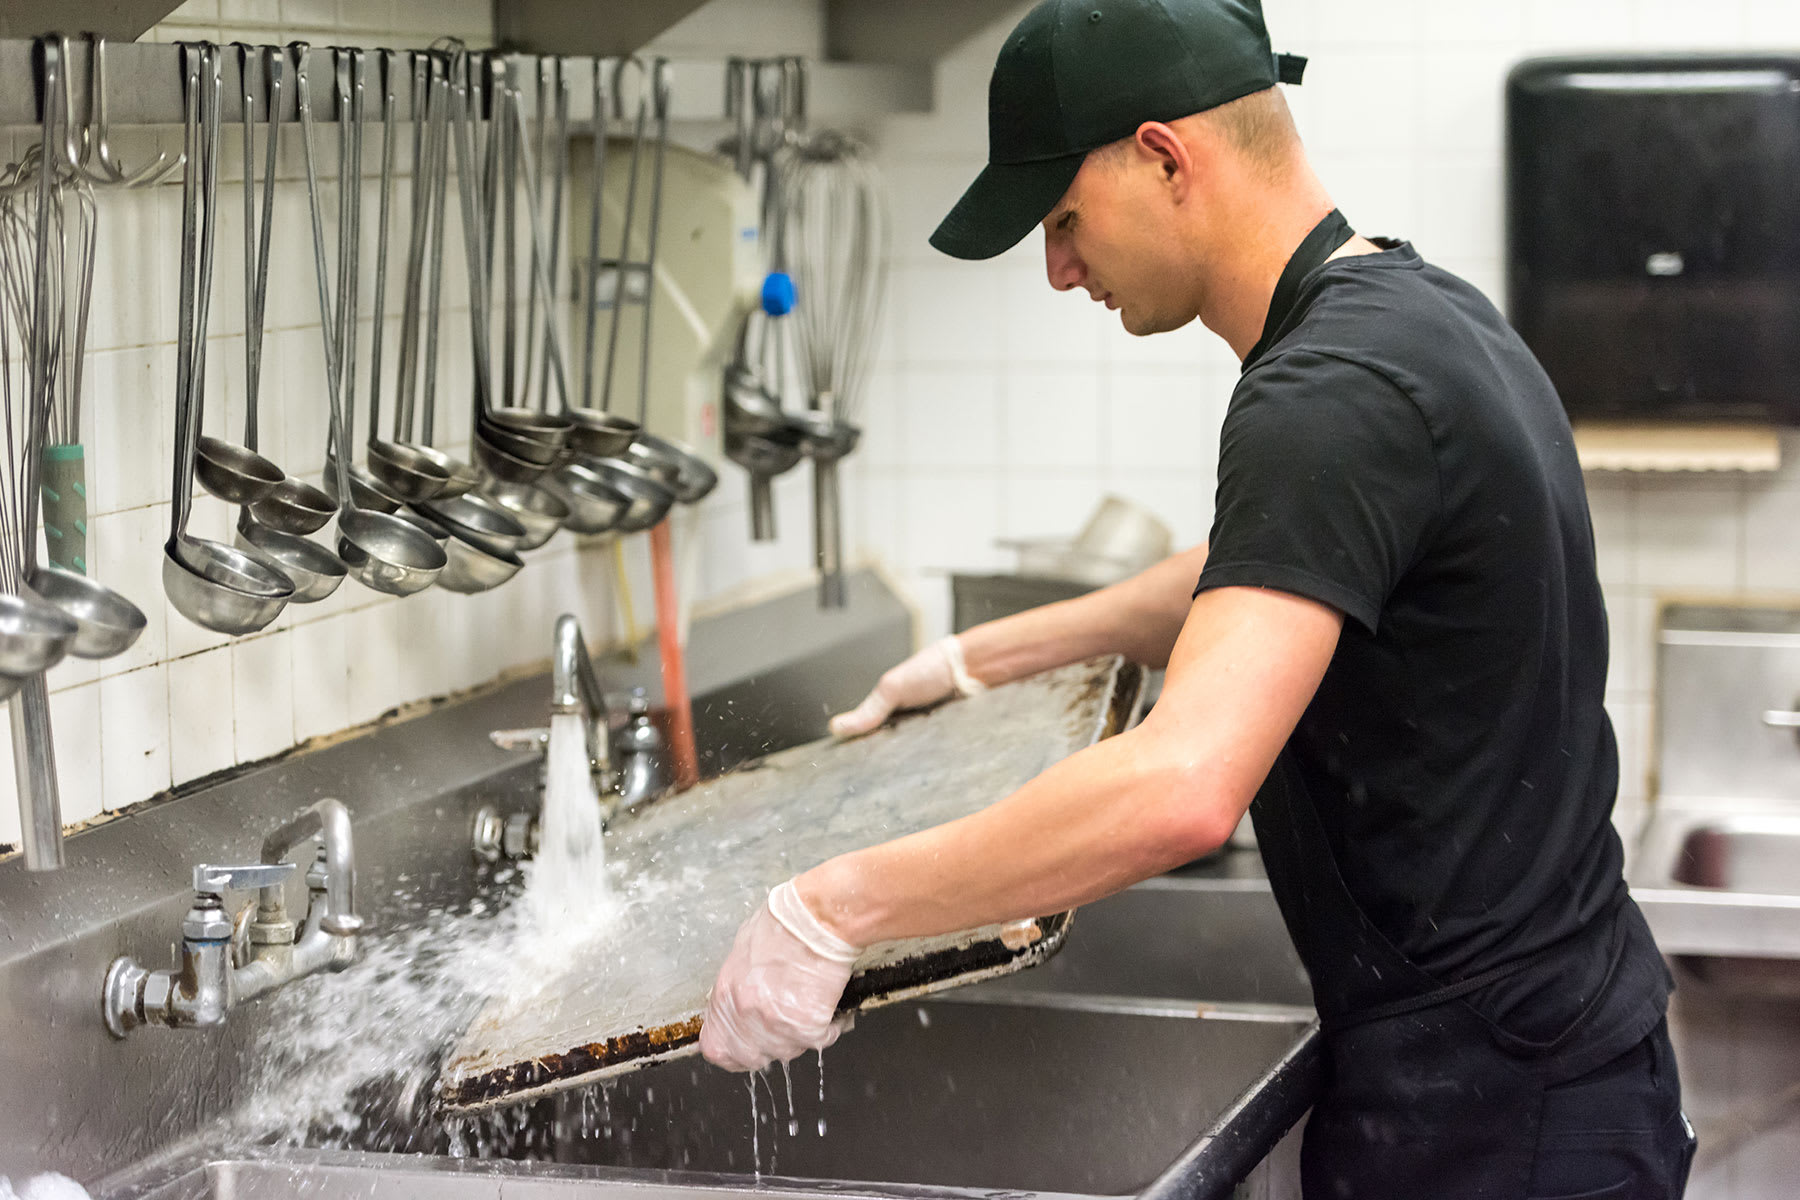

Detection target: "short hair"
[1091, 87, 1302, 177]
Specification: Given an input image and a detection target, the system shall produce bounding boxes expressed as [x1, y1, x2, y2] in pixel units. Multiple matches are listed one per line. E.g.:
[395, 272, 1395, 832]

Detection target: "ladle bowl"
[437, 535, 526, 594]
[584, 456, 676, 533]
[0, 592, 79, 678]
[545, 459, 630, 534]
[485, 406, 573, 444]
[234, 520, 347, 604]
[409, 445, 480, 498]
[727, 429, 805, 477]
[322, 454, 404, 514]
[366, 438, 453, 503]
[163, 537, 294, 636]
[249, 475, 337, 535]
[564, 408, 640, 458]
[476, 416, 563, 465]
[414, 493, 528, 556]
[194, 436, 286, 505]
[472, 435, 552, 485]
[334, 509, 446, 596]
[483, 480, 568, 551]
[25, 567, 146, 660]
[628, 432, 718, 504]
[396, 507, 451, 546]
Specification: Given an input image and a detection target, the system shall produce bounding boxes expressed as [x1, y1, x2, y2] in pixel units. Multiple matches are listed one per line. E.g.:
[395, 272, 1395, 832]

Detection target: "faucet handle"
[193, 862, 296, 895]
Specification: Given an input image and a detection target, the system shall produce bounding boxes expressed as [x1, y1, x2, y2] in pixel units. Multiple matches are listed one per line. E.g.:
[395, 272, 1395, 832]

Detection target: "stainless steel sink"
[107, 1147, 1083, 1200]
[528, 993, 1311, 1196]
[969, 876, 1311, 1007]
[1673, 815, 1800, 893]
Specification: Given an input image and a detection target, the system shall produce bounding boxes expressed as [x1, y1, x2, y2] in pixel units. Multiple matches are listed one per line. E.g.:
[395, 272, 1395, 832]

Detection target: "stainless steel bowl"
[0, 592, 78, 677]
[194, 436, 286, 505]
[437, 535, 526, 594]
[234, 522, 348, 604]
[25, 567, 147, 660]
[415, 493, 528, 555]
[249, 475, 337, 536]
[483, 480, 568, 551]
[628, 433, 718, 504]
[564, 408, 641, 458]
[545, 459, 630, 535]
[163, 537, 294, 636]
[472, 435, 552, 484]
[335, 509, 447, 597]
[584, 456, 676, 533]
[476, 417, 563, 465]
[366, 439, 453, 503]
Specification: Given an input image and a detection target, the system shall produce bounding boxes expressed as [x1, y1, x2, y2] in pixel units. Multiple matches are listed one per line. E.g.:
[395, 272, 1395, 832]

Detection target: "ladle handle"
[579, 56, 609, 412]
[634, 60, 673, 428]
[448, 57, 498, 425]
[365, 49, 398, 450]
[394, 52, 432, 443]
[504, 90, 573, 415]
[420, 57, 453, 444]
[291, 43, 354, 508]
[598, 58, 649, 416]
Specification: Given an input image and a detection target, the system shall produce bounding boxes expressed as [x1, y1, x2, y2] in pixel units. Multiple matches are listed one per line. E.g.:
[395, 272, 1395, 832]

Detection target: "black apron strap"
[1242, 209, 1355, 368]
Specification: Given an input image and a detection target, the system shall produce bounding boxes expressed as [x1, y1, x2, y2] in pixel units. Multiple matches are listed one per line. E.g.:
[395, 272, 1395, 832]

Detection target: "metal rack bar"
[0, 40, 932, 131]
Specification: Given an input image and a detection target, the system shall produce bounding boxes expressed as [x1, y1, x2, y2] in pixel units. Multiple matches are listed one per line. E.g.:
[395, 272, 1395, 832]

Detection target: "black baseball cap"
[930, 0, 1307, 261]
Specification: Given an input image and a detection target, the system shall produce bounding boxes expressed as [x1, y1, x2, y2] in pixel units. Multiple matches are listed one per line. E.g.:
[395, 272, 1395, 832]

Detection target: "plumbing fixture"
[102, 798, 363, 1037]
[614, 688, 672, 809]
[551, 612, 613, 787]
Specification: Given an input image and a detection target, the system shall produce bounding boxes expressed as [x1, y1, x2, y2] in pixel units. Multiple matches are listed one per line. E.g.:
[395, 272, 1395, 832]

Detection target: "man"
[700, 1, 1697, 1196]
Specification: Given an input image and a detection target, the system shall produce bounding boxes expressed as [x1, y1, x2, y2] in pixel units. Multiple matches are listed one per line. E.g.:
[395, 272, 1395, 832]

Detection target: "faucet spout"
[551, 613, 611, 780]
[261, 798, 361, 936]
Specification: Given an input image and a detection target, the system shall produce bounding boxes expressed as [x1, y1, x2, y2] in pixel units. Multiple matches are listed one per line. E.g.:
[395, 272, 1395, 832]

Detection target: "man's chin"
[1122, 309, 1194, 337]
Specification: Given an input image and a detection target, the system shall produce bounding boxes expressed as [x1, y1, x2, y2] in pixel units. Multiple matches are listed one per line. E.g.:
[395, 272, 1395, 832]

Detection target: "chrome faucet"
[102, 798, 363, 1038]
[550, 612, 612, 786]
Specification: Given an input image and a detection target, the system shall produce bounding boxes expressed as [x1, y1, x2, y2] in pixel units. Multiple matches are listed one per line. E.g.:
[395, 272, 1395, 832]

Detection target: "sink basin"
[1673, 815, 1800, 893]
[969, 878, 1311, 1007]
[106, 1147, 1072, 1200]
[529, 993, 1313, 1196]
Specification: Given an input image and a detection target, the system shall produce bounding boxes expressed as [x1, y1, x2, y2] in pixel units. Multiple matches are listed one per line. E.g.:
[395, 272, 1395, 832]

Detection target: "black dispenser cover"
[1507, 56, 1800, 423]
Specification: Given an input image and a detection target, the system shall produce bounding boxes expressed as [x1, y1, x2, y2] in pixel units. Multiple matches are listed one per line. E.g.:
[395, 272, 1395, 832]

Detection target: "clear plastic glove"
[829, 636, 986, 739]
[700, 879, 862, 1073]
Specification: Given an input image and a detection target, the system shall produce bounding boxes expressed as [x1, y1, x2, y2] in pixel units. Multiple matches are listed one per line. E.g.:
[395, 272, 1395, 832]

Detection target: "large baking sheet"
[442, 656, 1143, 1112]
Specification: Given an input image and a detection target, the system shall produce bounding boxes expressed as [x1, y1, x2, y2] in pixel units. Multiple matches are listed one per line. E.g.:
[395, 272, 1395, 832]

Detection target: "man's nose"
[1044, 234, 1084, 292]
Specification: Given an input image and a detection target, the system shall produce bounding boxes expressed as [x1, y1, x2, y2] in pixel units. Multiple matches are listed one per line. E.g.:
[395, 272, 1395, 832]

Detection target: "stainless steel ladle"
[164, 43, 294, 636]
[295, 44, 445, 597]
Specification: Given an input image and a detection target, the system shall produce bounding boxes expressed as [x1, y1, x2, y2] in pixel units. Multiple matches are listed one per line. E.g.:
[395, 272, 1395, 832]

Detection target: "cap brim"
[929, 153, 1086, 261]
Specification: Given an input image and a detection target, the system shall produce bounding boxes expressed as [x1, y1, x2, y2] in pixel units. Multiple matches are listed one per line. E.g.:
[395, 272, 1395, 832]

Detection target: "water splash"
[780, 1060, 797, 1137]
[526, 712, 612, 938]
[817, 1047, 828, 1136]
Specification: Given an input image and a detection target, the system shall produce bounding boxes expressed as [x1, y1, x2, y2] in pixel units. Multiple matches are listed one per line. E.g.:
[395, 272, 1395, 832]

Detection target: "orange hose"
[649, 518, 698, 789]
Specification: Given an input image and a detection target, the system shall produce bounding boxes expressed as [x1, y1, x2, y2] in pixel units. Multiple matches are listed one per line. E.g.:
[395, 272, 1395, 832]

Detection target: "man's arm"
[961, 543, 1213, 686]
[802, 583, 1341, 945]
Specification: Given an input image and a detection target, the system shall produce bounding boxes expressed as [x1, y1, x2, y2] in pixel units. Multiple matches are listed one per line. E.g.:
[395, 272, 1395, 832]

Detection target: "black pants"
[1526, 1019, 1697, 1199]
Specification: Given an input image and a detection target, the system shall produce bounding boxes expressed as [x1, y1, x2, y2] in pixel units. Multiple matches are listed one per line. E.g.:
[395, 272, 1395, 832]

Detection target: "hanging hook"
[80, 35, 182, 188]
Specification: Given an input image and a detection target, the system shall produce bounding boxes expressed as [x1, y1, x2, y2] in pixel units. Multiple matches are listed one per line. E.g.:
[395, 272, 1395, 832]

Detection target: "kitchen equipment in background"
[782, 125, 889, 608]
[1508, 56, 1800, 429]
[722, 57, 812, 542]
[997, 494, 1174, 587]
[1632, 602, 1800, 997]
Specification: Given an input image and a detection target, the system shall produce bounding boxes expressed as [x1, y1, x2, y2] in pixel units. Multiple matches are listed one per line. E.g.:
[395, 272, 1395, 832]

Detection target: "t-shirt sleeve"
[1194, 349, 1439, 634]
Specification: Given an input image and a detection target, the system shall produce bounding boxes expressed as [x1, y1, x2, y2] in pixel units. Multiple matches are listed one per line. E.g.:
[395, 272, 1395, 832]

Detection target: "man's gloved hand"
[699, 879, 863, 1073]
[828, 636, 987, 739]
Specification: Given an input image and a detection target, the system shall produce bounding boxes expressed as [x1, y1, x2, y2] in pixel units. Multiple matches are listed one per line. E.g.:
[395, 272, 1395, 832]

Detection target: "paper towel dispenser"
[1506, 56, 1800, 424]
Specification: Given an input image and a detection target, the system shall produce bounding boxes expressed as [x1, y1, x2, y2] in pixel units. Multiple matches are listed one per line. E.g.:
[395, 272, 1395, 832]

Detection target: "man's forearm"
[796, 720, 1234, 947]
[959, 543, 1210, 684]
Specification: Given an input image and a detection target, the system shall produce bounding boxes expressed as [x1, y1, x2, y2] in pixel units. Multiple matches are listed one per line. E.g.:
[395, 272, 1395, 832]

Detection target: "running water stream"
[227, 713, 626, 1149]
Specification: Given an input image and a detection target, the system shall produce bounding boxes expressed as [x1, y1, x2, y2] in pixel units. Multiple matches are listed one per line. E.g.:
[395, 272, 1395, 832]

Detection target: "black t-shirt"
[1195, 239, 1669, 1067]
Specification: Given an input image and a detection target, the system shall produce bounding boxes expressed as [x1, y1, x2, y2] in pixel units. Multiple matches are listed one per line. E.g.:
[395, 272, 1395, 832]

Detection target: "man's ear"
[1133, 121, 1193, 197]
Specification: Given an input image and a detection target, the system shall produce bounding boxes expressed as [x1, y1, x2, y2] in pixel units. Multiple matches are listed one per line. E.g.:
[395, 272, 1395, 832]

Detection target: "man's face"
[1041, 151, 1198, 337]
